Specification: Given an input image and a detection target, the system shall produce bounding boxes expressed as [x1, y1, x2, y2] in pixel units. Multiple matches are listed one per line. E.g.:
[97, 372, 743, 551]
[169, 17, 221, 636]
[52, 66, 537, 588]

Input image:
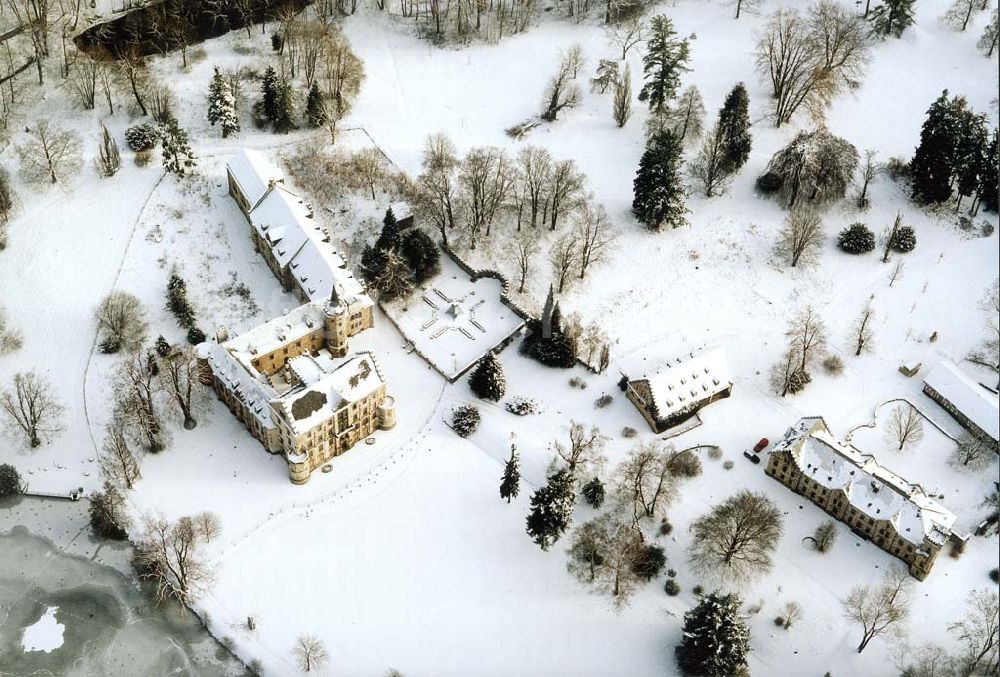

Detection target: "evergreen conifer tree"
[675, 592, 751, 677]
[525, 469, 576, 550]
[500, 445, 521, 503]
[581, 476, 606, 508]
[718, 83, 752, 173]
[953, 110, 988, 212]
[159, 115, 197, 177]
[208, 68, 240, 139]
[400, 229, 441, 283]
[469, 351, 507, 401]
[867, 0, 917, 38]
[633, 130, 688, 230]
[976, 129, 998, 213]
[261, 66, 279, 123]
[637, 16, 690, 114]
[375, 208, 401, 254]
[272, 78, 295, 134]
[911, 91, 960, 204]
[305, 82, 327, 128]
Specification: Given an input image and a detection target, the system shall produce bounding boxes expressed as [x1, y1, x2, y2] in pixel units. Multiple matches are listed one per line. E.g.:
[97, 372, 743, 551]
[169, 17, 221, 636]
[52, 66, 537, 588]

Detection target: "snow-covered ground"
[0, 0, 997, 675]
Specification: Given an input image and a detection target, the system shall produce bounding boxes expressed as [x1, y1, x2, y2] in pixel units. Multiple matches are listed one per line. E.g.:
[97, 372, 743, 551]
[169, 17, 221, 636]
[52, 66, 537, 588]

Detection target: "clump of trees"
[689, 83, 753, 197]
[688, 490, 783, 582]
[133, 514, 216, 604]
[566, 513, 646, 608]
[675, 591, 751, 676]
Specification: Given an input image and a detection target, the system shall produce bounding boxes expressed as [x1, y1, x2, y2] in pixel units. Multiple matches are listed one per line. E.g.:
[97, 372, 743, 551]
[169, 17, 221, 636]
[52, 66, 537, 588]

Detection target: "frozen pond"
[0, 498, 246, 677]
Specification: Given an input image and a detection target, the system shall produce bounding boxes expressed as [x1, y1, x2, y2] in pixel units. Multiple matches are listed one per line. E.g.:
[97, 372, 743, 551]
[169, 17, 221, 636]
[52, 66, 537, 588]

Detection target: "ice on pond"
[21, 607, 65, 654]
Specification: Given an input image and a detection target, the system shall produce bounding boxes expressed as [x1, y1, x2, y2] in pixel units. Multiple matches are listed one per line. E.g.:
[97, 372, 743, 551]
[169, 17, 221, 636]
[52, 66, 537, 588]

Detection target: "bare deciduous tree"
[851, 299, 875, 356]
[948, 435, 995, 471]
[16, 120, 83, 184]
[943, 0, 983, 31]
[886, 403, 924, 452]
[612, 441, 678, 526]
[416, 133, 461, 244]
[509, 228, 539, 294]
[157, 348, 204, 430]
[779, 600, 804, 629]
[97, 291, 147, 353]
[352, 148, 386, 201]
[553, 421, 606, 476]
[133, 515, 213, 604]
[541, 52, 582, 122]
[574, 201, 616, 279]
[843, 567, 911, 653]
[566, 513, 645, 609]
[116, 351, 165, 452]
[688, 490, 784, 582]
[0, 371, 64, 448]
[774, 209, 824, 268]
[549, 233, 579, 293]
[856, 149, 882, 209]
[663, 85, 705, 143]
[459, 146, 512, 247]
[611, 63, 632, 128]
[193, 511, 222, 542]
[0, 306, 23, 356]
[292, 635, 330, 672]
[968, 279, 999, 374]
[689, 123, 731, 197]
[605, 16, 644, 59]
[547, 159, 586, 231]
[101, 421, 142, 489]
[117, 46, 150, 117]
[949, 589, 999, 676]
[755, 9, 825, 127]
[517, 146, 553, 229]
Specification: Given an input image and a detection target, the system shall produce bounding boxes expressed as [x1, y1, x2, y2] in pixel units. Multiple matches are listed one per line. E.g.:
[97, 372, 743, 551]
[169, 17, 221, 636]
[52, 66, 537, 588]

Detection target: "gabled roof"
[205, 342, 277, 429]
[633, 348, 732, 420]
[923, 360, 999, 442]
[250, 185, 313, 268]
[226, 149, 284, 208]
[775, 417, 958, 548]
[277, 352, 386, 435]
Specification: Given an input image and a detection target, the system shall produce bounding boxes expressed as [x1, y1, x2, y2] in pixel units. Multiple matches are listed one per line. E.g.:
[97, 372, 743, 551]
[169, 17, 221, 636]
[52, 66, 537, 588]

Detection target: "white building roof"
[226, 149, 284, 208]
[205, 342, 278, 429]
[250, 186, 313, 269]
[638, 348, 732, 420]
[923, 360, 1000, 442]
[279, 352, 385, 434]
[774, 417, 958, 548]
[224, 302, 328, 364]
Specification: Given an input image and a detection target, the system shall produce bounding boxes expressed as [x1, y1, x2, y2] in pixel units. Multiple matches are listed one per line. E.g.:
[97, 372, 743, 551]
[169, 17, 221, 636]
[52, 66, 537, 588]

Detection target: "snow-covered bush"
[755, 171, 782, 194]
[126, 124, 158, 152]
[622, 426, 638, 439]
[664, 578, 680, 596]
[667, 450, 703, 478]
[787, 368, 811, 394]
[722, 460, 735, 470]
[569, 376, 587, 389]
[707, 446, 723, 460]
[0, 463, 24, 497]
[885, 156, 911, 181]
[505, 397, 539, 416]
[187, 327, 207, 345]
[838, 223, 876, 254]
[582, 476, 605, 508]
[451, 405, 481, 438]
[659, 518, 673, 536]
[890, 225, 917, 252]
[631, 544, 666, 581]
[594, 394, 613, 408]
[822, 355, 844, 375]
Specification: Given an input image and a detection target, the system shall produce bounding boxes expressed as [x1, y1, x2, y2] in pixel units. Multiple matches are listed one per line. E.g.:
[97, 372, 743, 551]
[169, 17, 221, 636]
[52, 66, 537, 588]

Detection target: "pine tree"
[207, 67, 225, 128]
[581, 476, 606, 508]
[96, 124, 121, 178]
[868, 0, 917, 38]
[400, 229, 441, 283]
[500, 445, 521, 503]
[261, 66, 279, 123]
[976, 129, 998, 214]
[208, 67, 240, 139]
[911, 91, 960, 204]
[525, 469, 576, 550]
[159, 115, 197, 177]
[305, 82, 327, 128]
[675, 592, 751, 677]
[718, 83, 752, 173]
[637, 15, 691, 114]
[953, 109, 988, 212]
[469, 351, 506, 402]
[272, 78, 295, 134]
[375, 208, 401, 254]
[632, 130, 688, 230]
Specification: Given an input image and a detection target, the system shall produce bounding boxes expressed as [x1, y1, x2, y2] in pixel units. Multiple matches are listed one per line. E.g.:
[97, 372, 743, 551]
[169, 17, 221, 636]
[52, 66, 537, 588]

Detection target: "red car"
[753, 438, 769, 453]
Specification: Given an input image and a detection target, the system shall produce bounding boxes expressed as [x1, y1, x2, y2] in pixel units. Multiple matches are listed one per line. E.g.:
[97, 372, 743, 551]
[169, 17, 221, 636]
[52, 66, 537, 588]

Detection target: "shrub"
[451, 405, 480, 438]
[659, 519, 673, 536]
[622, 426, 638, 439]
[707, 446, 723, 460]
[667, 450, 702, 478]
[248, 659, 264, 676]
[667, 569, 676, 578]
[982, 222, 995, 238]
[155, 335, 172, 357]
[885, 156, 910, 180]
[271, 33, 284, 52]
[890, 225, 917, 253]
[692, 585, 704, 596]
[664, 579, 681, 596]
[814, 520, 837, 553]
[722, 460, 734, 470]
[838, 223, 876, 254]
[0, 221, 7, 250]
[787, 368, 811, 394]
[950, 539, 966, 559]
[755, 171, 782, 194]
[631, 544, 667, 581]
[822, 355, 844, 376]
[581, 476, 606, 508]
[505, 397, 539, 416]
[99, 337, 121, 354]
[134, 149, 152, 167]
[0, 463, 25, 497]
[186, 327, 207, 345]
[594, 394, 613, 408]
[990, 568, 999, 584]
[569, 376, 587, 389]
[125, 124, 157, 152]
[774, 616, 786, 627]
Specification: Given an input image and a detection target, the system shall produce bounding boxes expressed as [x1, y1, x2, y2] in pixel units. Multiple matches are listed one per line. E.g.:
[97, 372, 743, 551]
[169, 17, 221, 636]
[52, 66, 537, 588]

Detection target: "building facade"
[766, 417, 961, 580]
[622, 348, 733, 433]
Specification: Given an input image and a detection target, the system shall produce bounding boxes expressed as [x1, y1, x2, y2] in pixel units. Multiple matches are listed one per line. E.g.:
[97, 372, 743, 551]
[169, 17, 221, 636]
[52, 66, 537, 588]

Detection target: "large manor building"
[198, 151, 395, 484]
[766, 417, 962, 580]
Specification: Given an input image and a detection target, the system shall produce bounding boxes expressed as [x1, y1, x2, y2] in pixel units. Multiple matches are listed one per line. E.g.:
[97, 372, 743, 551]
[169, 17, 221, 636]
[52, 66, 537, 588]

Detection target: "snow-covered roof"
[224, 303, 328, 364]
[278, 352, 385, 435]
[226, 150, 284, 208]
[635, 348, 732, 420]
[775, 418, 958, 548]
[923, 360, 999, 442]
[288, 238, 368, 304]
[205, 342, 278, 429]
[250, 185, 313, 268]
[389, 200, 413, 222]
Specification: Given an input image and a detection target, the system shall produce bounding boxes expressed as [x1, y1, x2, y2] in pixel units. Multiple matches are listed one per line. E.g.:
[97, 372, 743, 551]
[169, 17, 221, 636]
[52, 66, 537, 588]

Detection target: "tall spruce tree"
[867, 0, 917, 38]
[976, 129, 998, 214]
[261, 66, 279, 123]
[500, 445, 521, 503]
[675, 592, 751, 677]
[400, 229, 441, 283]
[718, 83, 752, 173]
[525, 469, 576, 550]
[637, 16, 691, 114]
[272, 77, 295, 134]
[305, 82, 326, 128]
[469, 351, 506, 402]
[911, 91, 960, 204]
[207, 67, 239, 138]
[953, 110, 988, 212]
[159, 115, 197, 177]
[633, 130, 688, 230]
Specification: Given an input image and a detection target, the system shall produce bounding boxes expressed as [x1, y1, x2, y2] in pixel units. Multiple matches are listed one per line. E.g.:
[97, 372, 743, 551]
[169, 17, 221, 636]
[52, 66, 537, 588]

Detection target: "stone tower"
[324, 283, 349, 357]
